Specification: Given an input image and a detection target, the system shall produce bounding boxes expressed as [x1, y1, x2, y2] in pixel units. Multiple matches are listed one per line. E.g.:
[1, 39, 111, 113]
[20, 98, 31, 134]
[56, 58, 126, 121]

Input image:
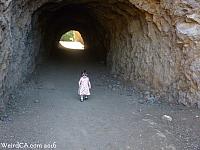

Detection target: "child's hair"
[81, 70, 88, 77]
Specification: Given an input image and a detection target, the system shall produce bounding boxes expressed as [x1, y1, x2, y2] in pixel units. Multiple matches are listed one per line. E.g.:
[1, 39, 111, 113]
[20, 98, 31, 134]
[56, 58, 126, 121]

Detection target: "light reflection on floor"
[59, 41, 84, 50]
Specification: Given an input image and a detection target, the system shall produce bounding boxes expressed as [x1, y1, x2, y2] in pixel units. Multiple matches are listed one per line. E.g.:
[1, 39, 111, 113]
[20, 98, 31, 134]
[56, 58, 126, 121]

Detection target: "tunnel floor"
[0, 51, 200, 150]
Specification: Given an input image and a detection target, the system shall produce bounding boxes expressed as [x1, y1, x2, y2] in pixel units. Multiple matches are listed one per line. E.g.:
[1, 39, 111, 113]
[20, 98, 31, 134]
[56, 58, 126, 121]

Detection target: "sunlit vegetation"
[59, 30, 84, 50]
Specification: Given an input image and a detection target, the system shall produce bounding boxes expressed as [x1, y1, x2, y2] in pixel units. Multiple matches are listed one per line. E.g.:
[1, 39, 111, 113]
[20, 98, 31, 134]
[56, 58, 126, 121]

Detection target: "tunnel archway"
[31, 2, 109, 61]
[2, 0, 200, 109]
[5, 0, 176, 105]
[59, 30, 85, 50]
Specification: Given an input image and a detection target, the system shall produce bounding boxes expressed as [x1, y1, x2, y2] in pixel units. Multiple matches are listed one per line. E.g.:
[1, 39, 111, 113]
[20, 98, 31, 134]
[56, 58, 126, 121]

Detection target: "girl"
[78, 70, 91, 102]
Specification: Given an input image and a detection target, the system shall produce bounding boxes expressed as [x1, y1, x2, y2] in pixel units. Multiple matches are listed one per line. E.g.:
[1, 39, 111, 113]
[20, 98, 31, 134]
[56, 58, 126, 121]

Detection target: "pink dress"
[78, 76, 91, 96]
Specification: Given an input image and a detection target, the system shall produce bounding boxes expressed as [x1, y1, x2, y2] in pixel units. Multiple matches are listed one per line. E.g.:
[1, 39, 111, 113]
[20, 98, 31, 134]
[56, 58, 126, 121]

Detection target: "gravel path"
[0, 52, 200, 150]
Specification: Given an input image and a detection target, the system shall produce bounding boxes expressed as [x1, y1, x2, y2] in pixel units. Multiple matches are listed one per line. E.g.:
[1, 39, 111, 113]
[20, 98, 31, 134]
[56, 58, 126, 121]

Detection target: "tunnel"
[33, 2, 109, 61]
[1, 0, 200, 112]
[31, 1, 145, 62]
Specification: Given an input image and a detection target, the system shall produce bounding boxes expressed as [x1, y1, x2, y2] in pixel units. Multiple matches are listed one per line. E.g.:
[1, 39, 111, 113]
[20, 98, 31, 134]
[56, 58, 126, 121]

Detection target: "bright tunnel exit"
[59, 30, 85, 50]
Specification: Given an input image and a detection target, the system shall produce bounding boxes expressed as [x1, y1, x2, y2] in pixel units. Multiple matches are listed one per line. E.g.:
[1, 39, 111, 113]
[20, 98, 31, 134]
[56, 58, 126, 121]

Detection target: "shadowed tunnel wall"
[1, 0, 200, 112]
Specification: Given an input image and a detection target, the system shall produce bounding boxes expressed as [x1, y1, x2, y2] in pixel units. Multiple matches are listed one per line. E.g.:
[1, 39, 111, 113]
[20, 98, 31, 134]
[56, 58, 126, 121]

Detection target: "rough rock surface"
[74, 31, 84, 45]
[0, 0, 200, 112]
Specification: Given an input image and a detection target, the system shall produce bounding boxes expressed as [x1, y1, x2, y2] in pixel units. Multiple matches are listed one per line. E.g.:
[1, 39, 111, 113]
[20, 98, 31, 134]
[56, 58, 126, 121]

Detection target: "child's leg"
[80, 95, 84, 102]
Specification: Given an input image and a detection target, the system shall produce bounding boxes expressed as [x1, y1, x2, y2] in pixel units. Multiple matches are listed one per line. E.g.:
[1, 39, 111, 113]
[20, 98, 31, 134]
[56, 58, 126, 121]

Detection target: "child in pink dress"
[78, 70, 91, 102]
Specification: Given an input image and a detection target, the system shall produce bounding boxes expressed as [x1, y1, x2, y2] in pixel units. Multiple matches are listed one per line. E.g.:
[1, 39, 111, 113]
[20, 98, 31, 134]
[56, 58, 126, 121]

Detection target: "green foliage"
[60, 31, 74, 41]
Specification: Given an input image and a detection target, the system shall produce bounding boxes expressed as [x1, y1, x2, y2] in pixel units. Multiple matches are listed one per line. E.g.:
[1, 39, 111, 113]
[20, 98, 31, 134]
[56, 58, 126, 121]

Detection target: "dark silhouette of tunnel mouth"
[31, 1, 140, 62]
[32, 3, 107, 61]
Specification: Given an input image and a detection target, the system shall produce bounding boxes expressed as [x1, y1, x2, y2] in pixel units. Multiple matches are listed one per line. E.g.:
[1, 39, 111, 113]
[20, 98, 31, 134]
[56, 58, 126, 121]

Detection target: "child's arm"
[88, 80, 91, 89]
[79, 78, 82, 86]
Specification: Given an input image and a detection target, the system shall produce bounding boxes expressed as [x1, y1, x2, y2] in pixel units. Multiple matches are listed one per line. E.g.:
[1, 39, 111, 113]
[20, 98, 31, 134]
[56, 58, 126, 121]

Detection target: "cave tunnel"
[2, 1, 200, 148]
[8, 0, 153, 92]
[3, 0, 195, 108]
[30, 0, 147, 63]
[32, 2, 116, 62]
[6, 0, 176, 104]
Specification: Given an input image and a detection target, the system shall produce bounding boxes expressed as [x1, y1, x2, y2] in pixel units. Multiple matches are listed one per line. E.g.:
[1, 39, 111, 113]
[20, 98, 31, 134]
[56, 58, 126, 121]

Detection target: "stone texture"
[74, 31, 84, 45]
[1, 0, 200, 111]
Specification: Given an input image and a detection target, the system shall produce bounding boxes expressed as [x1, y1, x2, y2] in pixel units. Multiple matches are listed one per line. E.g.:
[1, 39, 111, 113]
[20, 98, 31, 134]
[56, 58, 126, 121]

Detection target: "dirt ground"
[0, 50, 200, 150]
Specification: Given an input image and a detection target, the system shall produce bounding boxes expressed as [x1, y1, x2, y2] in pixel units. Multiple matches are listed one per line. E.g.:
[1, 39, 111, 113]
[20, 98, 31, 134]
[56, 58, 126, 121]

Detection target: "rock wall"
[107, 0, 200, 107]
[74, 31, 84, 45]
[0, 0, 12, 113]
[107, 1, 179, 103]
[0, 0, 200, 112]
[0, 0, 47, 113]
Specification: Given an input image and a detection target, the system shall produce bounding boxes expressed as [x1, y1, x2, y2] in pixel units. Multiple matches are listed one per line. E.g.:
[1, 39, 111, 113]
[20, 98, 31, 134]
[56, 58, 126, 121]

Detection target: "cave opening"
[8, 0, 160, 98]
[4, 0, 181, 107]
[29, 1, 145, 65]
[30, 2, 111, 62]
[59, 30, 85, 50]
